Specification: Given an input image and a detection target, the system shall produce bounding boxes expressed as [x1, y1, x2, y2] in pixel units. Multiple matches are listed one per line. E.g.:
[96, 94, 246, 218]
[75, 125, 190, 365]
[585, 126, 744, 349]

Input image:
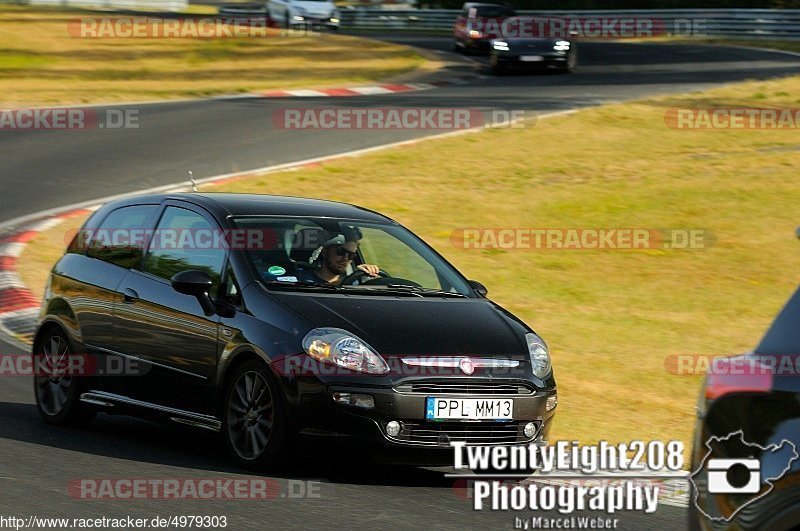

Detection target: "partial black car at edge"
[689, 227, 800, 530]
[32, 193, 557, 470]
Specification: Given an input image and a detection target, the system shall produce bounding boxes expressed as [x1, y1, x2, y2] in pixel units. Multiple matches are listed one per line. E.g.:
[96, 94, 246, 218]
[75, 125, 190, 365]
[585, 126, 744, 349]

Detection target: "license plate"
[426, 397, 513, 420]
[520, 55, 544, 62]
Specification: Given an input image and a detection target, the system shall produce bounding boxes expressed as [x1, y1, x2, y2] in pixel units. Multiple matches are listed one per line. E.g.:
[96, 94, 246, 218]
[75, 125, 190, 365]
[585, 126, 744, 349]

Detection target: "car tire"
[33, 328, 94, 427]
[223, 359, 287, 471]
[565, 50, 577, 73]
[489, 54, 505, 75]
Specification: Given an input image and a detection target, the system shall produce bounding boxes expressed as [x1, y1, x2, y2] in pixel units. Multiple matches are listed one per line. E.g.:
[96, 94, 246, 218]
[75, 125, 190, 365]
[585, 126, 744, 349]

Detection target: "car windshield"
[474, 6, 515, 17]
[234, 217, 474, 296]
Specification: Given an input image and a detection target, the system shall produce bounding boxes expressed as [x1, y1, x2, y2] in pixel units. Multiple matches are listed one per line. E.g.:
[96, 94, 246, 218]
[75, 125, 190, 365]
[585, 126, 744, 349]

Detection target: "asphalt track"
[0, 34, 799, 529]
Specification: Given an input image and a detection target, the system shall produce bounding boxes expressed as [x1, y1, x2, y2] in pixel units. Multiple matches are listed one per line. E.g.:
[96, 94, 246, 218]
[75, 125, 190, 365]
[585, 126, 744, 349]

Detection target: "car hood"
[269, 292, 531, 359]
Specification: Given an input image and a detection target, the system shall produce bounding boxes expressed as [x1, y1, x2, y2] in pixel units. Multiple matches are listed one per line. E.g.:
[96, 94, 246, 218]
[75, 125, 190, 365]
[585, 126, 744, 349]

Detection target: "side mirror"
[171, 270, 216, 316]
[468, 280, 488, 297]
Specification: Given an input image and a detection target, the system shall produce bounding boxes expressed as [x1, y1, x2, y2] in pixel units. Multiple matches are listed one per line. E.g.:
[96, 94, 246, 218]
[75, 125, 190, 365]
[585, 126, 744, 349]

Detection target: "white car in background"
[267, 0, 341, 29]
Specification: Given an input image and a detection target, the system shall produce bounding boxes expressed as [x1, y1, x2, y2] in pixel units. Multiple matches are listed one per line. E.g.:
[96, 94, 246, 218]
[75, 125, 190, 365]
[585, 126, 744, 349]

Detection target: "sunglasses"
[333, 246, 358, 260]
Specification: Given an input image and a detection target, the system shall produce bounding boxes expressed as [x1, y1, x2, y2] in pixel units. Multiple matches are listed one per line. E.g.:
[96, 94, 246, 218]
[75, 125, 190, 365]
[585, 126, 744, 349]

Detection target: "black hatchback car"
[33, 193, 556, 469]
[689, 228, 800, 529]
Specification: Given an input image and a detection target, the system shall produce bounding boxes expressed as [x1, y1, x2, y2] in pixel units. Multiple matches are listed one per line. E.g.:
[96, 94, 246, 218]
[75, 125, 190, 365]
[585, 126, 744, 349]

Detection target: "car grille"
[384, 421, 539, 446]
[394, 381, 535, 396]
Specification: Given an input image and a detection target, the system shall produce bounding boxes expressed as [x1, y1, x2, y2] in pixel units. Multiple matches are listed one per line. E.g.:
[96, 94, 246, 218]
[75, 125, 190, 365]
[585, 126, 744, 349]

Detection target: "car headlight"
[492, 40, 509, 51]
[330, 9, 340, 22]
[554, 40, 570, 51]
[468, 29, 482, 38]
[525, 333, 551, 379]
[302, 328, 389, 374]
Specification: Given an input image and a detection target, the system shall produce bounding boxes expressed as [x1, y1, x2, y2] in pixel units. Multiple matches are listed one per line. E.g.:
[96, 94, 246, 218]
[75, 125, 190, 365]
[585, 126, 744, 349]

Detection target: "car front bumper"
[290, 17, 339, 30]
[491, 51, 569, 70]
[287, 377, 557, 464]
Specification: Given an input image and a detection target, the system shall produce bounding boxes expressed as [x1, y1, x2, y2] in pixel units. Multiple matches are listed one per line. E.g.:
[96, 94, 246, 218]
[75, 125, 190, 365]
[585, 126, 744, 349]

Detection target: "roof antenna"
[189, 171, 197, 192]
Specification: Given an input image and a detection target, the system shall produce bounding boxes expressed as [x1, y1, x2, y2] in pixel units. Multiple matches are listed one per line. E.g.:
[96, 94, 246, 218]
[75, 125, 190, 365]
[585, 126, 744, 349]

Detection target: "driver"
[295, 228, 379, 286]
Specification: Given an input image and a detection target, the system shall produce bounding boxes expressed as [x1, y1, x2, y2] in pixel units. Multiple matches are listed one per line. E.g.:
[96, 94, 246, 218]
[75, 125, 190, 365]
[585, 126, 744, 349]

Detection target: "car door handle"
[122, 288, 139, 304]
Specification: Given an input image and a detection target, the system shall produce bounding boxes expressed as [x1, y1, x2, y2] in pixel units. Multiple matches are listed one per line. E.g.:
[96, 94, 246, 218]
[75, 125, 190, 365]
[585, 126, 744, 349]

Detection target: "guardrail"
[20, 0, 188, 10]
[336, 9, 800, 39]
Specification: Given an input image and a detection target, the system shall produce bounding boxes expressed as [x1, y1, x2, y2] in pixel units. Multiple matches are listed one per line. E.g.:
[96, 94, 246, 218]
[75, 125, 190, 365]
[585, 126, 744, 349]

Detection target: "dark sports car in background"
[32, 193, 557, 470]
[453, 2, 516, 54]
[489, 37, 577, 74]
[689, 227, 800, 530]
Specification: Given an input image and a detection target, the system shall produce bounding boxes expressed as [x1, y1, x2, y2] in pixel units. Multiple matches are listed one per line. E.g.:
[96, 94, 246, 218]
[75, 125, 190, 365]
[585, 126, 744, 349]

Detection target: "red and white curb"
[238, 75, 484, 99]
[0, 211, 95, 343]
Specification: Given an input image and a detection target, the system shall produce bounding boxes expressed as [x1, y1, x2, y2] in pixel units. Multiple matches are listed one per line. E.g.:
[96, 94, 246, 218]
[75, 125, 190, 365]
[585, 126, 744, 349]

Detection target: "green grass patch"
[0, 5, 426, 107]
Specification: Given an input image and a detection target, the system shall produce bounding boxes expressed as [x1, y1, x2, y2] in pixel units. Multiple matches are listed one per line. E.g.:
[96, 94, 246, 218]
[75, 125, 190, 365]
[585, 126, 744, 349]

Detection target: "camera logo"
[707, 458, 760, 494]
[690, 430, 798, 523]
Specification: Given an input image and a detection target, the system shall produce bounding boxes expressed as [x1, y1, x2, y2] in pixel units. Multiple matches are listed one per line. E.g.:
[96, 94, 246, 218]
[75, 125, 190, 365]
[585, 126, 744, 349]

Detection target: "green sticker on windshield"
[268, 266, 286, 276]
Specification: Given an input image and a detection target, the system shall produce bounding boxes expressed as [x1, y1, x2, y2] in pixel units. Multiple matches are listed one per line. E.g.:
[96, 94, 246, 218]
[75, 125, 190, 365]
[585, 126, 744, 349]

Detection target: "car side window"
[85, 205, 157, 269]
[143, 206, 226, 295]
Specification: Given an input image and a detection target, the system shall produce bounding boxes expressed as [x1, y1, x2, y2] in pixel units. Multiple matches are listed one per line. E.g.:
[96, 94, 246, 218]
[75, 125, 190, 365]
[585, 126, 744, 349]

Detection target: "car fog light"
[332, 392, 375, 409]
[386, 420, 402, 437]
[546, 395, 558, 411]
[524, 422, 537, 439]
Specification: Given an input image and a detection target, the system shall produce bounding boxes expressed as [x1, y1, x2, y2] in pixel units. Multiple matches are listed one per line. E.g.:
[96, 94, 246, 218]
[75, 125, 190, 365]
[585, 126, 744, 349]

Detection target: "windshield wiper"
[384, 285, 467, 298]
[263, 281, 465, 298]
[264, 281, 423, 297]
[263, 280, 342, 292]
[340, 285, 424, 297]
